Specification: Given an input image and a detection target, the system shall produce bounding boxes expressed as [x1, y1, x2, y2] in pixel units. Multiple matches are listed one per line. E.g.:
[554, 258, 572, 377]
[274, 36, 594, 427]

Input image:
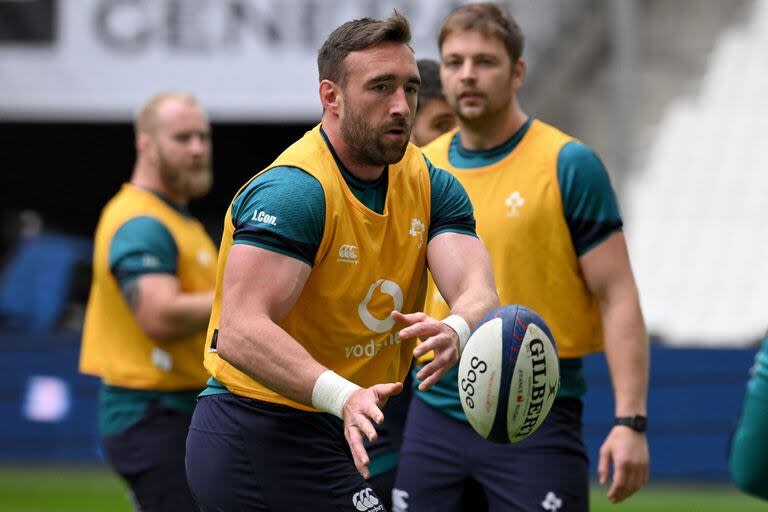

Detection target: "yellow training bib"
[205, 125, 432, 410]
[423, 120, 603, 358]
[80, 184, 217, 390]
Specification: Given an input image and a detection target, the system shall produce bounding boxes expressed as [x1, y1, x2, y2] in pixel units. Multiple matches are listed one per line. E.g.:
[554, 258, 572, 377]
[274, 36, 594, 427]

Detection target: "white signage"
[0, 0, 455, 121]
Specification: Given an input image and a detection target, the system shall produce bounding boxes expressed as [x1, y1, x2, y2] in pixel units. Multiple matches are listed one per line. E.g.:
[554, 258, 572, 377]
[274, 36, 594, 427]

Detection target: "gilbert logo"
[251, 209, 277, 226]
[505, 191, 525, 217]
[409, 218, 425, 247]
[337, 244, 359, 264]
[352, 488, 382, 512]
[358, 279, 403, 333]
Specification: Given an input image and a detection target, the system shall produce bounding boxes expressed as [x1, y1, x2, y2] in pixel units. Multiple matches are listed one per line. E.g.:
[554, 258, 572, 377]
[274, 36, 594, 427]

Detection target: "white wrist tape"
[311, 370, 361, 420]
[442, 314, 471, 355]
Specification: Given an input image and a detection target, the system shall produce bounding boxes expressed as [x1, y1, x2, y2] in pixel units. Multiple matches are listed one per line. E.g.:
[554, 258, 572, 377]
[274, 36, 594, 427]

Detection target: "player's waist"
[202, 376, 319, 412]
[198, 382, 344, 429]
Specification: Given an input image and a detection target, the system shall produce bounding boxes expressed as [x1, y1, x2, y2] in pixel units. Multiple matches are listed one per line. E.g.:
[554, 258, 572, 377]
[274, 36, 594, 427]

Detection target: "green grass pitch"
[0, 466, 766, 511]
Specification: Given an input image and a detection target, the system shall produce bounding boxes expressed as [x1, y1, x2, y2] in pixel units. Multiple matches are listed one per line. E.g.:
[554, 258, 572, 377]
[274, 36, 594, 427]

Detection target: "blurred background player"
[394, 3, 649, 511]
[729, 332, 768, 500]
[184, 12, 498, 511]
[410, 58, 457, 147]
[79, 92, 216, 512]
[365, 56, 460, 511]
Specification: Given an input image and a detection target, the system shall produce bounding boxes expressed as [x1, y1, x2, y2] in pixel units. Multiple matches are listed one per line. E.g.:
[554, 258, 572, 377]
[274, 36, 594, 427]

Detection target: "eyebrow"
[368, 74, 422, 86]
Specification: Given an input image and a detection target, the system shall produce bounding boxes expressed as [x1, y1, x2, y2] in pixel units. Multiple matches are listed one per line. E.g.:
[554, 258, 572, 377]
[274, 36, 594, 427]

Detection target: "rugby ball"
[458, 305, 560, 443]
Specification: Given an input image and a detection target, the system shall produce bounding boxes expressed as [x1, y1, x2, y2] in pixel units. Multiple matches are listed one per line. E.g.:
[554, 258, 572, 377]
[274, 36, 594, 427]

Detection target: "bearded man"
[80, 92, 217, 512]
[184, 12, 498, 512]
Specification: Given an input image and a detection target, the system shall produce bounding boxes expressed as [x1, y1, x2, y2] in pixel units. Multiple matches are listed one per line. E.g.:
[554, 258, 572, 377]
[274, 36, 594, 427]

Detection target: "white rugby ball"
[458, 305, 560, 443]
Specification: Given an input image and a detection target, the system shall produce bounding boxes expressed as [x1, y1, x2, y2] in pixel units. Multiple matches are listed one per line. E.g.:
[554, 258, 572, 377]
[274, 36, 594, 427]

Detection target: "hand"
[342, 382, 402, 479]
[391, 310, 459, 391]
[598, 425, 649, 503]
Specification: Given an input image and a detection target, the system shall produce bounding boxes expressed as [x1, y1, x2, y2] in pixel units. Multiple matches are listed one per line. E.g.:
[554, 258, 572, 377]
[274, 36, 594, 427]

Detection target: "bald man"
[80, 92, 217, 511]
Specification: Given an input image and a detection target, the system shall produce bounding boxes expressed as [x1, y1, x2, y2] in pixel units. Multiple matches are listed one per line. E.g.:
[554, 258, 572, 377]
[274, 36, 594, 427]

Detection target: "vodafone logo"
[357, 279, 403, 333]
[352, 487, 382, 511]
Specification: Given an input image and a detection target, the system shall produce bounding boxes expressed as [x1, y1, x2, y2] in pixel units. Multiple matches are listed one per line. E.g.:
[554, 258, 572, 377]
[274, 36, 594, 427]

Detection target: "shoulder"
[556, 141, 613, 198]
[232, 166, 325, 221]
[425, 155, 458, 189]
[109, 216, 178, 271]
[557, 141, 605, 172]
[112, 216, 175, 248]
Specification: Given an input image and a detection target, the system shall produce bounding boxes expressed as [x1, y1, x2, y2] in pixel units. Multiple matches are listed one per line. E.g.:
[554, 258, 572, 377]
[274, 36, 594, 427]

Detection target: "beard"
[454, 76, 515, 126]
[455, 92, 512, 126]
[341, 106, 410, 167]
[157, 150, 213, 200]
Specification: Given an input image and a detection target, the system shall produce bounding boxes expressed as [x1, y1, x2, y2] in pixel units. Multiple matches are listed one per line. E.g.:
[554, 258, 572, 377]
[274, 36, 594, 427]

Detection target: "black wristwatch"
[614, 415, 647, 433]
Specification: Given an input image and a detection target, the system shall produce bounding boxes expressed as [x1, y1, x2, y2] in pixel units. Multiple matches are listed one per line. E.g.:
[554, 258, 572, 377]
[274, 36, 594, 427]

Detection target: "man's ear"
[136, 132, 155, 163]
[319, 79, 343, 117]
[512, 58, 527, 92]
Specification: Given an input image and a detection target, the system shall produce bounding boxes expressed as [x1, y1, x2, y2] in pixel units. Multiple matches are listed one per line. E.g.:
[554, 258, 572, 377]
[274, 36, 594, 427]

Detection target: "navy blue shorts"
[186, 393, 387, 511]
[394, 396, 588, 512]
[101, 402, 197, 512]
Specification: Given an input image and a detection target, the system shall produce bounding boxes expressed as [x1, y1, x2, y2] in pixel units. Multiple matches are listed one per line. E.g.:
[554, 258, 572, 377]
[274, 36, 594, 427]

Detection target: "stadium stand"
[625, 0, 768, 345]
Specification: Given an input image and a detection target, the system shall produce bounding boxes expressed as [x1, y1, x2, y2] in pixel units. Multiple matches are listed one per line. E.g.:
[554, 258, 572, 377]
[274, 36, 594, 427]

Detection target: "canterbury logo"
[358, 279, 403, 333]
[352, 487, 381, 511]
[392, 489, 409, 512]
[337, 244, 359, 263]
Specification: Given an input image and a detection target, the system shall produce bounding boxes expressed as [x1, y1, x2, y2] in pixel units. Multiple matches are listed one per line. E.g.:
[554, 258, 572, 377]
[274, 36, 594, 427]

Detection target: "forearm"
[148, 290, 214, 339]
[427, 232, 499, 329]
[217, 313, 327, 407]
[601, 293, 649, 416]
[448, 285, 499, 329]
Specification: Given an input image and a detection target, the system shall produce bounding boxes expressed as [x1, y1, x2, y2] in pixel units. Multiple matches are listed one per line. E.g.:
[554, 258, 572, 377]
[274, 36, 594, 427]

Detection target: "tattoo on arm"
[120, 279, 141, 312]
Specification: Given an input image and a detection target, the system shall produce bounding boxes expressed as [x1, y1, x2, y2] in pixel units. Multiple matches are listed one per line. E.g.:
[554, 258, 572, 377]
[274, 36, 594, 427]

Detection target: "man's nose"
[390, 87, 412, 118]
[459, 61, 477, 82]
[188, 135, 208, 155]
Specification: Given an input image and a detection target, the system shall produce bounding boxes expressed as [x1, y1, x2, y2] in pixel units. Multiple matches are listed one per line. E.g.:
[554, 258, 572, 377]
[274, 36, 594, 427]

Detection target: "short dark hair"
[318, 11, 412, 85]
[416, 59, 444, 112]
[438, 2, 524, 63]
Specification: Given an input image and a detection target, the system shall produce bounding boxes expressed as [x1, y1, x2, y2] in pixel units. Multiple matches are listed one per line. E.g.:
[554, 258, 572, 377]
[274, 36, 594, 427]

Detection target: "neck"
[458, 98, 528, 151]
[321, 116, 386, 181]
[130, 163, 188, 207]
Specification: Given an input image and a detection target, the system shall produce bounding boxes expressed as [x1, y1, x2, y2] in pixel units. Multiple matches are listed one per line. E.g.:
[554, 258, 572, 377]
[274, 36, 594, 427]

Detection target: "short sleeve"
[557, 142, 623, 256]
[426, 156, 477, 241]
[109, 216, 178, 287]
[230, 166, 325, 266]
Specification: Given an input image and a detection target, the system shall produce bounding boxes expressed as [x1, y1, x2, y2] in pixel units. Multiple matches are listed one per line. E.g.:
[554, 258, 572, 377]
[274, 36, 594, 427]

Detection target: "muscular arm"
[111, 216, 214, 340]
[427, 231, 498, 331]
[396, 232, 498, 390]
[215, 244, 400, 478]
[128, 275, 213, 341]
[580, 230, 649, 502]
[214, 244, 324, 404]
[581, 231, 648, 418]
